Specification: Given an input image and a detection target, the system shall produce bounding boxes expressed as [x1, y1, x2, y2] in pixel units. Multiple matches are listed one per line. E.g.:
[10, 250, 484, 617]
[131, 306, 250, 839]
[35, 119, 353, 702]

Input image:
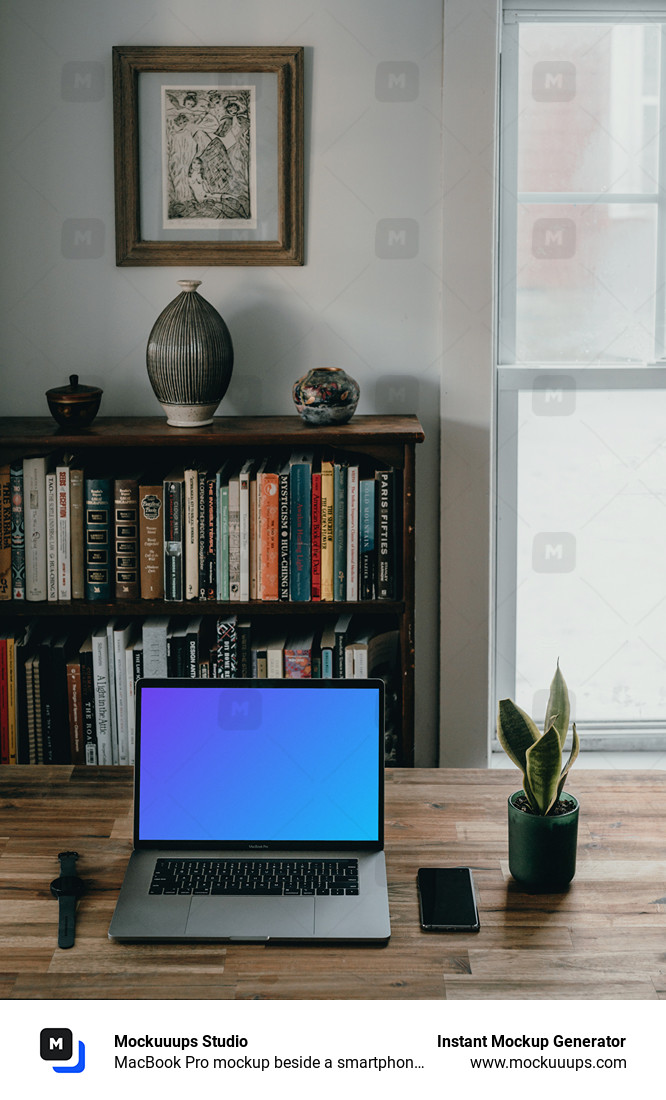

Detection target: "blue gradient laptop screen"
[136, 683, 382, 845]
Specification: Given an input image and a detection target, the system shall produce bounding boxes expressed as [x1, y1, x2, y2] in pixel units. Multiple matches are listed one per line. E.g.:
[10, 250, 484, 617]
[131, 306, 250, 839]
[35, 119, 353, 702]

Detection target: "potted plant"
[497, 662, 580, 890]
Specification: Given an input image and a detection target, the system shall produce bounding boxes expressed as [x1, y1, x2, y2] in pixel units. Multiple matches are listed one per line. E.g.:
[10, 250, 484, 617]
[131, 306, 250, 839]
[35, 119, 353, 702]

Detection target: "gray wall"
[0, 0, 443, 765]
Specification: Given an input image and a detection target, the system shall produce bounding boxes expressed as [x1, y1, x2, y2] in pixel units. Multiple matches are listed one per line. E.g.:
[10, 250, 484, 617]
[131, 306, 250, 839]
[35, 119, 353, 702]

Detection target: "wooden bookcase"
[0, 414, 424, 764]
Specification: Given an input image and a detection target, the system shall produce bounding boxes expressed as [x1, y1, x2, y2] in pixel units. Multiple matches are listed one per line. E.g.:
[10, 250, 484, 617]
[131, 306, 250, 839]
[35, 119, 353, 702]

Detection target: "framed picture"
[112, 46, 304, 265]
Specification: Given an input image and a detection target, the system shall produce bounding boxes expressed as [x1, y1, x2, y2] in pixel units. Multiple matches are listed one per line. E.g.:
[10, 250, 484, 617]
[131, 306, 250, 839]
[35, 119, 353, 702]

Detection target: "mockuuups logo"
[40, 1028, 86, 1073]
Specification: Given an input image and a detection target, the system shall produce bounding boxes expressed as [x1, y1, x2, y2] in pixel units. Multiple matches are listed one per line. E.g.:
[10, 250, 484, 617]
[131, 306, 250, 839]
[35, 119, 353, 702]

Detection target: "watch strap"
[57, 893, 77, 949]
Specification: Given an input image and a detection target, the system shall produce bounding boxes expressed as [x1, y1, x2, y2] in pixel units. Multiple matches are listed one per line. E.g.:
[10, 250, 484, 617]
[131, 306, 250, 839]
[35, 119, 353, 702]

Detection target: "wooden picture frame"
[112, 46, 304, 266]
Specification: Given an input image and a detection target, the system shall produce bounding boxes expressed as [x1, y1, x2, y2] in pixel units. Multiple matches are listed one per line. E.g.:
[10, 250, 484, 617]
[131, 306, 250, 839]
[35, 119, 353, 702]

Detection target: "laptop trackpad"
[186, 896, 315, 940]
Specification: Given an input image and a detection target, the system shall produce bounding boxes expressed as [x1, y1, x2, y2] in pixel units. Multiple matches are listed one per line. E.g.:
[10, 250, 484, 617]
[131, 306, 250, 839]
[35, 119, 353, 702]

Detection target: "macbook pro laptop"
[108, 678, 391, 943]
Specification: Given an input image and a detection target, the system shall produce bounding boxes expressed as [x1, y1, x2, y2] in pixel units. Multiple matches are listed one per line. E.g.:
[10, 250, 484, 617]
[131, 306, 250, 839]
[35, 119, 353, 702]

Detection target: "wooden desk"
[0, 767, 664, 1000]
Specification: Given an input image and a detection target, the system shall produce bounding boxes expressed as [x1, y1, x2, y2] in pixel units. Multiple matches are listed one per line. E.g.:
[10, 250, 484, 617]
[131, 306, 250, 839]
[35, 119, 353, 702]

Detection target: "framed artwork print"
[112, 46, 304, 265]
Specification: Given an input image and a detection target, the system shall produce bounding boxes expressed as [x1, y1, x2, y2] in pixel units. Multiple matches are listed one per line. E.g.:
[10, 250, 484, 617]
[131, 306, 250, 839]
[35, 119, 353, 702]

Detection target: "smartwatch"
[50, 851, 85, 949]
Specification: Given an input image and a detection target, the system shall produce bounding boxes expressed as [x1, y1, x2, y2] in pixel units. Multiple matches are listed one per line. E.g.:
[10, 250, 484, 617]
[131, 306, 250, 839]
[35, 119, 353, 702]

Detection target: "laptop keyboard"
[149, 858, 360, 896]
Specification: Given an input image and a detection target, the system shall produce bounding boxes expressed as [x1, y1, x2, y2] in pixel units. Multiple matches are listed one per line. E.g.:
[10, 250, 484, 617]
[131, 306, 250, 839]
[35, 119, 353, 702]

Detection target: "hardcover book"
[114, 473, 141, 600]
[23, 454, 50, 601]
[68, 461, 85, 600]
[359, 476, 376, 600]
[184, 463, 200, 601]
[289, 451, 313, 602]
[346, 462, 359, 602]
[91, 627, 113, 765]
[319, 456, 335, 602]
[0, 465, 13, 601]
[9, 461, 25, 600]
[45, 468, 57, 602]
[258, 457, 280, 601]
[333, 460, 347, 601]
[163, 468, 185, 602]
[84, 474, 113, 602]
[78, 634, 97, 765]
[138, 480, 164, 600]
[56, 460, 71, 601]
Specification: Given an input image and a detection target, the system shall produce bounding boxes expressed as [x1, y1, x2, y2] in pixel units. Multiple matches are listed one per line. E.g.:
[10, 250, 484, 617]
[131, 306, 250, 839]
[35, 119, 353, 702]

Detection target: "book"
[311, 465, 322, 601]
[167, 621, 188, 677]
[258, 457, 280, 601]
[112, 620, 134, 765]
[359, 476, 376, 600]
[0, 636, 8, 762]
[217, 461, 232, 601]
[28, 652, 41, 763]
[5, 633, 17, 763]
[205, 468, 218, 601]
[184, 463, 200, 600]
[163, 468, 185, 601]
[91, 627, 113, 765]
[14, 620, 38, 763]
[84, 474, 113, 601]
[105, 619, 120, 764]
[216, 615, 237, 678]
[266, 631, 286, 678]
[333, 460, 347, 600]
[45, 467, 57, 602]
[142, 616, 169, 678]
[138, 479, 164, 599]
[236, 618, 252, 677]
[9, 461, 25, 600]
[344, 620, 399, 679]
[185, 616, 205, 678]
[289, 450, 313, 601]
[56, 459, 71, 601]
[23, 454, 49, 601]
[376, 467, 398, 600]
[346, 461, 359, 601]
[333, 612, 354, 678]
[78, 635, 97, 765]
[319, 617, 337, 679]
[278, 457, 290, 601]
[319, 455, 335, 601]
[114, 473, 141, 600]
[66, 653, 85, 764]
[127, 636, 143, 764]
[39, 632, 73, 764]
[249, 465, 259, 601]
[68, 460, 85, 599]
[284, 629, 316, 678]
[238, 458, 254, 602]
[227, 462, 241, 600]
[0, 465, 12, 600]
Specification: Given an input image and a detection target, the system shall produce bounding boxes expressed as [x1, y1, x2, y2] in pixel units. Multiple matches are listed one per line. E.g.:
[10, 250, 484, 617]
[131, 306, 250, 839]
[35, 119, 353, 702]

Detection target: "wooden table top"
[0, 766, 664, 1000]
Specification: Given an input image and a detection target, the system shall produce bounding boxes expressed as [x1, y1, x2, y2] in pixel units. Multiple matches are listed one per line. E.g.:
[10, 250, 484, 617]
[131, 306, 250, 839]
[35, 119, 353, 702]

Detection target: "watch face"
[50, 876, 85, 899]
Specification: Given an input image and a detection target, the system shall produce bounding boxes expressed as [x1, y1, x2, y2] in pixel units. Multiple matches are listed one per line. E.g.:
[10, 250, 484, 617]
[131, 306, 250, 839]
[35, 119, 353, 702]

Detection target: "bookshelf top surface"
[0, 414, 425, 448]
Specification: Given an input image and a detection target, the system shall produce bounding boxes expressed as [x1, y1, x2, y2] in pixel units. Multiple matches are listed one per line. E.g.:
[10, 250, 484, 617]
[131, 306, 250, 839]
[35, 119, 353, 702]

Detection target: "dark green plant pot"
[507, 791, 579, 891]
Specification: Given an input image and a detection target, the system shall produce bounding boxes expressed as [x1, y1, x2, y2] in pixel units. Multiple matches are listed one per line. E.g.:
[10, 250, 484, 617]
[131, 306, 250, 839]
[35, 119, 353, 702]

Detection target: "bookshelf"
[0, 414, 424, 764]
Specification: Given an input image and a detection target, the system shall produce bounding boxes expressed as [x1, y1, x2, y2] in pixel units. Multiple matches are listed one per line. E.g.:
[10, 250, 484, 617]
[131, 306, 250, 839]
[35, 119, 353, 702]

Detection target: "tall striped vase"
[146, 280, 234, 426]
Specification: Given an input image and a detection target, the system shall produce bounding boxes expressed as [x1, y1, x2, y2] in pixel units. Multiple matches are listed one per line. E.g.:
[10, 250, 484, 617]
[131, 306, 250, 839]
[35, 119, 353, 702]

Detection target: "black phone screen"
[417, 867, 480, 931]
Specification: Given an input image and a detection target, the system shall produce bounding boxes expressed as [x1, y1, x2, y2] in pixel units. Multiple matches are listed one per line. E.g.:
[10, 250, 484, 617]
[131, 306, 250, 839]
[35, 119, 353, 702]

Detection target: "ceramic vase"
[293, 367, 360, 425]
[507, 791, 579, 891]
[146, 280, 234, 426]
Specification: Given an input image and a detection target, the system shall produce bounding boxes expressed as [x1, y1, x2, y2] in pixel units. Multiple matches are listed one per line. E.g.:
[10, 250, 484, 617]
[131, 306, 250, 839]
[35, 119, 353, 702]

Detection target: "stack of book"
[0, 613, 401, 767]
[0, 450, 400, 606]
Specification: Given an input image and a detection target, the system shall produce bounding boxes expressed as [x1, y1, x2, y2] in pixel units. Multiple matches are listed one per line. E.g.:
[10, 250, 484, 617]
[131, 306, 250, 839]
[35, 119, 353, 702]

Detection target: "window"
[496, 4, 666, 748]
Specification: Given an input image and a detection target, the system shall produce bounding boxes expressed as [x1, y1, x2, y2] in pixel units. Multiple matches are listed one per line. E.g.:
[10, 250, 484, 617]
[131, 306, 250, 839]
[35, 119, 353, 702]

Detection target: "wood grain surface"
[0, 766, 663, 1000]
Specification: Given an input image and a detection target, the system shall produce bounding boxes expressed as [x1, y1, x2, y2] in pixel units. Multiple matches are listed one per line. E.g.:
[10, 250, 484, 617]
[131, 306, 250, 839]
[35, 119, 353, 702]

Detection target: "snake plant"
[497, 662, 579, 816]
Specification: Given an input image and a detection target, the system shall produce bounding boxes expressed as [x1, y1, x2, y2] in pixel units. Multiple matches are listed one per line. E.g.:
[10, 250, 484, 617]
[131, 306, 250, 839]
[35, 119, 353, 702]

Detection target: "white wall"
[0, 0, 443, 765]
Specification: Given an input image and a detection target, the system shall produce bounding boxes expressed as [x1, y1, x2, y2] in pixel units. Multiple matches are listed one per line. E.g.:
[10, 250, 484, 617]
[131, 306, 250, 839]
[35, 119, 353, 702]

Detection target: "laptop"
[108, 678, 391, 943]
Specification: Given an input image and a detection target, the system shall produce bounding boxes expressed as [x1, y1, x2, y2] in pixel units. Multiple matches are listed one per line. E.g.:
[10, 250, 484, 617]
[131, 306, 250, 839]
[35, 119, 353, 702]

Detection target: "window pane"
[515, 202, 657, 363]
[517, 23, 661, 195]
[514, 387, 666, 727]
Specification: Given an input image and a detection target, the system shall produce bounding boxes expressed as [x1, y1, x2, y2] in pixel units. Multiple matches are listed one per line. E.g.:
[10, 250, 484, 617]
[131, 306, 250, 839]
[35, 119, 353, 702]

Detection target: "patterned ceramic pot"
[292, 367, 360, 425]
[146, 280, 234, 426]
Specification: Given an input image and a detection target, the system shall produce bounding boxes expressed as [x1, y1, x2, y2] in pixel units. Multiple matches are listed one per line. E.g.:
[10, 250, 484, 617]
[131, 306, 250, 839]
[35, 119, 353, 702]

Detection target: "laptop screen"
[134, 680, 384, 850]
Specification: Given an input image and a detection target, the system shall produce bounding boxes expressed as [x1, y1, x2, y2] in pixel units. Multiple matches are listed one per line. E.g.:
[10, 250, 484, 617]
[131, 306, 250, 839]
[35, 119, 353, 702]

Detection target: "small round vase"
[293, 367, 360, 425]
[146, 280, 234, 427]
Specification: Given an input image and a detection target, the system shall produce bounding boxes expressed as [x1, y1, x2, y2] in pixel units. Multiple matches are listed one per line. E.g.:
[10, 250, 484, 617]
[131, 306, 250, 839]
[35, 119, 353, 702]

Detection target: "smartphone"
[417, 867, 480, 932]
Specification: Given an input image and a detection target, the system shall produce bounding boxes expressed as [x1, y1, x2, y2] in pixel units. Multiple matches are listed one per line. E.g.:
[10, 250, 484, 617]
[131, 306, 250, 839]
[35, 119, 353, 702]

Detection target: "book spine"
[79, 648, 98, 765]
[289, 461, 311, 602]
[0, 640, 8, 762]
[376, 468, 396, 600]
[259, 472, 279, 601]
[278, 467, 290, 601]
[0, 466, 11, 601]
[219, 482, 230, 601]
[138, 485, 164, 599]
[69, 467, 85, 599]
[333, 464, 347, 601]
[164, 478, 184, 601]
[184, 467, 199, 600]
[9, 462, 25, 601]
[66, 658, 85, 764]
[239, 467, 251, 602]
[105, 621, 119, 765]
[250, 474, 258, 601]
[142, 619, 168, 678]
[30, 655, 42, 763]
[206, 472, 217, 600]
[346, 467, 359, 601]
[56, 464, 71, 601]
[46, 471, 57, 602]
[321, 646, 333, 679]
[84, 477, 113, 601]
[197, 467, 207, 600]
[320, 461, 334, 602]
[91, 632, 112, 765]
[114, 478, 140, 600]
[311, 471, 321, 601]
[359, 478, 376, 600]
[228, 476, 240, 600]
[6, 638, 16, 765]
[126, 647, 137, 765]
[284, 647, 313, 679]
[113, 632, 130, 765]
[23, 457, 47, 601]
[237, 620, 251, 678]
[216, 617, 237, 678]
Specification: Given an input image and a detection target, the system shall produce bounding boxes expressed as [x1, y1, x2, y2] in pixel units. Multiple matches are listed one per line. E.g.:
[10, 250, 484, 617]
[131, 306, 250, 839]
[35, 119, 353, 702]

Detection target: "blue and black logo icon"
[40, 1028, 86, 1073]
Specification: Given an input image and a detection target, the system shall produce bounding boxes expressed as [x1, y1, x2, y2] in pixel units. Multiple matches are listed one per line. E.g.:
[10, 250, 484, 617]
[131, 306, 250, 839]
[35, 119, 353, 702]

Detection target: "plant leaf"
[545, 660, 570, 749]
[497, 699, 541, 772]
[557, 722, 580, 799]
[525, 724, 562, 815]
